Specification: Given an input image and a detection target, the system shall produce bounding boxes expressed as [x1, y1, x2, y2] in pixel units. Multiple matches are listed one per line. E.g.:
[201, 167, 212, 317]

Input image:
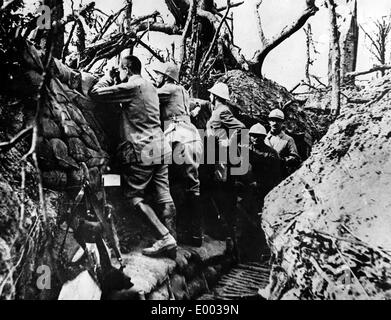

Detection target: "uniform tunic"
[265, 131, 301, 177]
[158, 83, 203, 195]
[90, 75, 172, 206]
[90, 75, 170, 164]
[206, 103, 246, 182]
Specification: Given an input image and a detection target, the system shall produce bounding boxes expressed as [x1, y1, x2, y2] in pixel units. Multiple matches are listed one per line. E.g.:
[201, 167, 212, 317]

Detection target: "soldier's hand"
[190, 106, 201, 118]
[108, 67, 121, 83]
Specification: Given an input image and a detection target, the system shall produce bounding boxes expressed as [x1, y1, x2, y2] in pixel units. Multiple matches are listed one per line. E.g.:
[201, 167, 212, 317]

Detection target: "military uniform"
[158, 83, 203, 196]
[158, 81, 204, 246]
[206, 101, 245, 254]
[248, 141, 281, 209]
[206, 103, 246, 182]
[89, 75, 177, 244]
[265, 131, 301, 177]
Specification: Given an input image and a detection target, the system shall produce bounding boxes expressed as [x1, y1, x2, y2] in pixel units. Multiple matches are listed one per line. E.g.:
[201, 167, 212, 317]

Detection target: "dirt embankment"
[261, 76, 391, 300]
[0, 40, 111, 299]
[0, 99, 66, 299]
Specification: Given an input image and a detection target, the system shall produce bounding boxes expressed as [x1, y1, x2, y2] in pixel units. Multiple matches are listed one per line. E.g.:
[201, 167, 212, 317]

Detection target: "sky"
[28, 0, 391, 89]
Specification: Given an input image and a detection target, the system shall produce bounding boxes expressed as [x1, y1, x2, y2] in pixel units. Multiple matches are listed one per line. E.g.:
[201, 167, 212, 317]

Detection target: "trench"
[105, 184, 272, 301]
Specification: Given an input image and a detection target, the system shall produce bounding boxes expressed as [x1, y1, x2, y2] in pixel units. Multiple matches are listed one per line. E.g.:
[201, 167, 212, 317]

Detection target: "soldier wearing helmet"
[247, 124, 281, 205]
[206, 82, 245, 259]
[206, 82, 245, 150]
[154, 62, 204, 247]
[206, 82, 245, 182]
[265, 109, 301, 177]
[236, 123, 281, 215]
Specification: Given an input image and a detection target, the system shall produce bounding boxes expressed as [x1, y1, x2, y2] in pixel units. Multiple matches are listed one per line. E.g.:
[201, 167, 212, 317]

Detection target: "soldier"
[154, 62, 204, 247]
[206, 82, 246, 256]
[248, 123, 281, 208]
[89, 56, 177, 259]
[265, 109, 301, 178]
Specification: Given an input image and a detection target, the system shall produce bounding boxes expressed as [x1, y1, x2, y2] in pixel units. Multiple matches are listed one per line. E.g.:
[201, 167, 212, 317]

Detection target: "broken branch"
[198, 2, 231, 73]
[216, 1, 244, 12]
[346, 65, 391, 78]
[251, 0, 318, 76]
[137, 40, 165, 62]
[254, 0, 268, 48]
[178, 0, 195, 67]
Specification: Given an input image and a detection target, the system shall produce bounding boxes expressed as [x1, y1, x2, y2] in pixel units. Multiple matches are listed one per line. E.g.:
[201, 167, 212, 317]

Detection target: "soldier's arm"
[89, 76, 137, 103]
[220, 109, 245, 131]
[157, 86, 173, 106]
[285, 137, 301, 164]
[219, 109, 246, 144]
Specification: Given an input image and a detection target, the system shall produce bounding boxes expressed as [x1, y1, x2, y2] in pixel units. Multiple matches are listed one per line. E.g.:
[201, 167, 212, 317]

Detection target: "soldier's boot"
[187, 193, 204, 247]
[157, 201, 177, 241]
[135, 202, 177, 259]
[142, 234, 177, 259]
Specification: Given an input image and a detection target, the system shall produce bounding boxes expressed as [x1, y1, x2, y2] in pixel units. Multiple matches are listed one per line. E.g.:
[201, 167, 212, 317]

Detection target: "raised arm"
[285, 137, 301, 164]
[220, 109, 246, 138]
[89, 76, 138, 104]
[157, 86, 173, 107]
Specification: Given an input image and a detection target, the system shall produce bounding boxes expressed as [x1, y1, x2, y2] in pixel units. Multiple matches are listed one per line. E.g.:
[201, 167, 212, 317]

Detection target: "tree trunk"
[43, 0, 64, 59]
[340, 0, 359, 84]
[123, 0, 134, 57]
[327, 0, 341, 117]
[304, 24, 313, 85]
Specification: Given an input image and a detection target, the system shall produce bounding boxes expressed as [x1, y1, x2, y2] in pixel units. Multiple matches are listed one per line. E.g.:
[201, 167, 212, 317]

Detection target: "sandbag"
[67, 138, 92, 162]
[63, 120, 81, 137]
[41, 117, 61, 139]
[50, 138, 79, 170]
[80, 124, 101, 152]
[80, 72, 98, 97]
[65, 104, 87, 126]
[44, 97, 68, 122]
[68, 166, 101, 190]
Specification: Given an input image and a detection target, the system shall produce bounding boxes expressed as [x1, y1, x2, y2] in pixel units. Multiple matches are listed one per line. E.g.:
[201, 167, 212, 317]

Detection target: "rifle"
[60, 163, 131, 299]
[79, 163, 125, 270]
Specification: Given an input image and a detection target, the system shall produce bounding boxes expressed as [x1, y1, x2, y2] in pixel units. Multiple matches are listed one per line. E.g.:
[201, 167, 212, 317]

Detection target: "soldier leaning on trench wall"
[86, 57, 251, 259]
[88, 56, 178, 259]
[46, 49, 261, 258]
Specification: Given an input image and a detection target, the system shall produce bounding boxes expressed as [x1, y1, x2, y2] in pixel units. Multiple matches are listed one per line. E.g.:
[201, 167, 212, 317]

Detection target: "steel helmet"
[268, 109, 285, 121]
[208, 82, 230, 101]
[249, 123, 267, 136]
[154, 62, 180, 82]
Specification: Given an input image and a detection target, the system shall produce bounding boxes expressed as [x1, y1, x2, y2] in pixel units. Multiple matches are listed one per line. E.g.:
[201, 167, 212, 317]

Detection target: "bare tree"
[250, 0, 319, 76]
[361, 15, 391, 77]
[326, 0, 341, 117]
[40, 0, 64, 59]
[304, 23, 319, 86]
[340, 0, 359, 82]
